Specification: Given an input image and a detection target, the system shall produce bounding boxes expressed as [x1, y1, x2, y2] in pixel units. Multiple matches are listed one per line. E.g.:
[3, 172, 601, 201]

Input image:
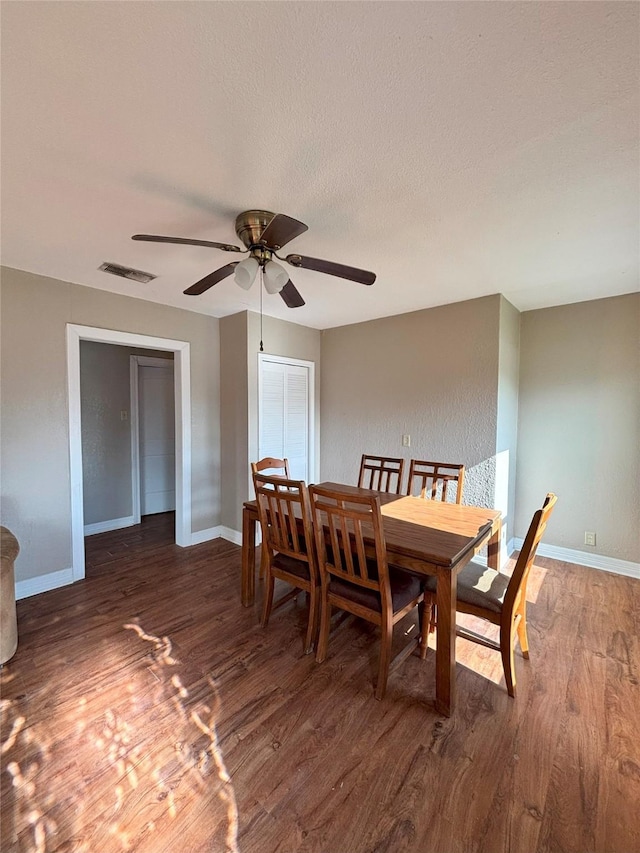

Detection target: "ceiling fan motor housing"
[235, 209, 277, 250]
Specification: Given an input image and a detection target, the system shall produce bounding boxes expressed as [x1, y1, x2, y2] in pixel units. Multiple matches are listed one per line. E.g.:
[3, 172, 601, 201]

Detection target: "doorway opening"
[67, 324, 191, 583]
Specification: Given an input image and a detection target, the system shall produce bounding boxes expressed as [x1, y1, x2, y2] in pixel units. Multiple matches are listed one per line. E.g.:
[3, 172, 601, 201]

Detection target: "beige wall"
[81, 341, 135, 525]
[220, 310, 321, 532]
[516, 293, 640, 562]
[1, 267, 221, 583]
[319, 295, 512, 521]
[219, 312, 249, 532]
[496, 296, 521, 541]
[3, 259, 635, 589]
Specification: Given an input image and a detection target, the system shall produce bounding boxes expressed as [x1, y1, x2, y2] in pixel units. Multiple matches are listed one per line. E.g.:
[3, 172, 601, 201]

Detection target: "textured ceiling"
[1, 2, 638, 329]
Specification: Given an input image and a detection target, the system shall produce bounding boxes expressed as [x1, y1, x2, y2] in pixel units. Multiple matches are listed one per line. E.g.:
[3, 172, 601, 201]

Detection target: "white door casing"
[67, 324, 191, 582]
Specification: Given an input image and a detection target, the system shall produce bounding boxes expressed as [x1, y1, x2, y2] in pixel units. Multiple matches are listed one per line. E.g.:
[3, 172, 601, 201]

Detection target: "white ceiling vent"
[99, 262, 156, 283]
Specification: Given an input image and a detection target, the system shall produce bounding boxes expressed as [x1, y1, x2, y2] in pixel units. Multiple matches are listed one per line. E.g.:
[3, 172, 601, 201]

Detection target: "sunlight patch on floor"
[1, 625, 239, 853]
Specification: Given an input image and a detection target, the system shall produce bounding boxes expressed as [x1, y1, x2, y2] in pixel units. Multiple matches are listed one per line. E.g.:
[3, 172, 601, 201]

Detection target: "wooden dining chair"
[358, 454, 405, 494]
[423, 493, 557, 697]
[406, 459, 465, 504]
[254, 473, 320, 655]
[309, 484, 429, 699]
[251, 458, 291, 578]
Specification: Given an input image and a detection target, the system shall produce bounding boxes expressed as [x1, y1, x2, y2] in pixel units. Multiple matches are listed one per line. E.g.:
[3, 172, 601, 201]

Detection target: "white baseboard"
[218, 526, 242, 546]
[511, 538, 640, 580]
[16, 567, 74, 601]
[191, 525, 252, 546]
[84, 515, 137, 536]
[190, 525, 223, 545]
[218, 526, 261, 547]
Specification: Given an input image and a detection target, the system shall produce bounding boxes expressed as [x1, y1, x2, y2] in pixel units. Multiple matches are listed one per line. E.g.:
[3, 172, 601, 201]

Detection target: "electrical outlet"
[120, 410, 128, 421]
[402, 434, 411, 447]
[584, 531, 596, 546]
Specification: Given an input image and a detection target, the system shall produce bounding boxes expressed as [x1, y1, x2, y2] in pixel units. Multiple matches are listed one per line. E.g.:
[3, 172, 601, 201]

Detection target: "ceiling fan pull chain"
[259, 266, 264, 352]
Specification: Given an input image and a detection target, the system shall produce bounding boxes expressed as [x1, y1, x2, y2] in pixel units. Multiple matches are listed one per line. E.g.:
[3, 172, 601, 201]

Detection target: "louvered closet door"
[259, 358, 311, 482]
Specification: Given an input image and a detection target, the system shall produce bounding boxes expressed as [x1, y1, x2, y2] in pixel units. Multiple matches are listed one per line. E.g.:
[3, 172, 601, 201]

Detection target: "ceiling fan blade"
[132, 234, 243, 252]
[280, 279, 305, 308]
[259, 214, 308, 250]
[183, 262, 239, 295]
[285, 254, 376, 285]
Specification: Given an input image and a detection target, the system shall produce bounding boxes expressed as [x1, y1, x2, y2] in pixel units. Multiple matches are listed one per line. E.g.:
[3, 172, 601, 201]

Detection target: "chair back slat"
[407, 460, 465, 504]
[269, 491, 301, 553]
[358, 455, 404, 494]
[310, 485, 388, 594]
[251, 458, 290, 496]
[251, 456, 290, 476]
[504, 493, 557, 614]
[254, 474, 315, 569]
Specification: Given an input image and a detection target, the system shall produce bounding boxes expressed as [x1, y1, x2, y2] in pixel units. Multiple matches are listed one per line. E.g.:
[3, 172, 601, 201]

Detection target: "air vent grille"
[99, 262, 156, 283]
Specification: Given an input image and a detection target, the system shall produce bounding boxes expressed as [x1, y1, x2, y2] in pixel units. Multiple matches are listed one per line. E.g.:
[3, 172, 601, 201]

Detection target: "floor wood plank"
[1, 513, 638, 852]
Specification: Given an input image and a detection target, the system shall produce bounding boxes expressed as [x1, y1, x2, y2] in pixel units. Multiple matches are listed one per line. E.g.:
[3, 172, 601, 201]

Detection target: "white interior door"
[139, 362, 175, 515]
[259, 355, 313, 482]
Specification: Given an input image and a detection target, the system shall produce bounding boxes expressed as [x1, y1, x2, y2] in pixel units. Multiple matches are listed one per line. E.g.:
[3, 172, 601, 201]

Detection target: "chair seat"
[273, 552, 311, 581]
[330, 566, 421, 613]
[423, 560, 509, 614]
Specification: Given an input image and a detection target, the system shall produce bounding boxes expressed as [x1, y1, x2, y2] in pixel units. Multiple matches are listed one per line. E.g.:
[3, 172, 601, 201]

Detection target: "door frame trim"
[67, 325, 191, 582]
[130, 355, 175, 524]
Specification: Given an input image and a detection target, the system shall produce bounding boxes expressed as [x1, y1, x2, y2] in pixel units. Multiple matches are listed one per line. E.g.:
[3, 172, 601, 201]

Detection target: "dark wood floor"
[1, 513, 639, 853]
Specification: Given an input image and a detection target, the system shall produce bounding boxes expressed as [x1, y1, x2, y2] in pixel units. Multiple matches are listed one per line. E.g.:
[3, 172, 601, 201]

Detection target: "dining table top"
[314, 481, 500, 569]
[245, 480, 501, 572]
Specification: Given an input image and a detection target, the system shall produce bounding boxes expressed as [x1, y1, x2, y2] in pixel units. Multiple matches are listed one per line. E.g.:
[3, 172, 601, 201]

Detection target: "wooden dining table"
[242, 482, 502, 716]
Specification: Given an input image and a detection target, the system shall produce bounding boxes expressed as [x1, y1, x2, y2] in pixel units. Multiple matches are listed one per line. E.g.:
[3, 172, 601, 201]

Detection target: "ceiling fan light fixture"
[234, 256, 259, 290]
[263, 260, 288, 294]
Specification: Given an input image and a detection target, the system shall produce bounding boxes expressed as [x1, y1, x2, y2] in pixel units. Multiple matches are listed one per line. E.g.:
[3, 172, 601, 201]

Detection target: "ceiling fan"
[132, 209, 376, 308]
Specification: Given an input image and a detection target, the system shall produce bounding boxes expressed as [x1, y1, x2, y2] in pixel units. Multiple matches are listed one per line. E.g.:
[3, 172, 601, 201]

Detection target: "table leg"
[241, 507, 257, 607]
[435, 566, 457, 716]
[487, 517, 502, 570]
